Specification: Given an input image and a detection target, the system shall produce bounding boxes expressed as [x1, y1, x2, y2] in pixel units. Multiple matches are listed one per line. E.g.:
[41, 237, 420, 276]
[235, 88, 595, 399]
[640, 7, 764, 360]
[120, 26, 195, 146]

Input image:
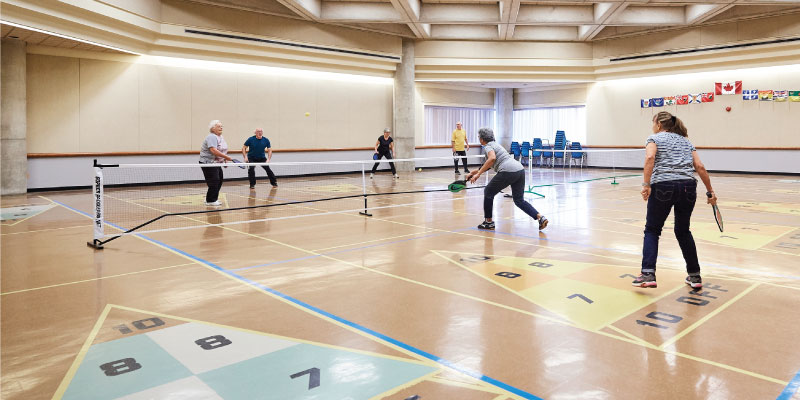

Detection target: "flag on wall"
[790, 91, 800, 102]
[663, 96, 676, 105]
[759, 90, 774, 101]
[676, 95, 689, 105]
[641, 99, 651, 108]
[689, 94, 701, 104]
[701, 92, 715, 103]
[650, 98, 665, 107]
[742, 89, 758, 100]
[774, 90, 788, 102]
[715, 81, 742, 95]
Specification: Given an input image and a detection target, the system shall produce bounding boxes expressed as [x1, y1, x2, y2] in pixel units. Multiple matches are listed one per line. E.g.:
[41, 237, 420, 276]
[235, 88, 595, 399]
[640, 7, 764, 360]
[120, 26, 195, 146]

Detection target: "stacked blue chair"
[541, 143, 553, 167]
[520, 141, 531, 166]
[553, 130, 567, 167]
[510, 141, 521, 160]
[569, 141, 585, 168]
[531, 138, 543, 167]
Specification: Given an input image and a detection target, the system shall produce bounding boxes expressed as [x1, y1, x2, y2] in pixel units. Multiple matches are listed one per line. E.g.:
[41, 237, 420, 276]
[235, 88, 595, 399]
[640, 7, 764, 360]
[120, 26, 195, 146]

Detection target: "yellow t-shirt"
[451, 129, 467, 151]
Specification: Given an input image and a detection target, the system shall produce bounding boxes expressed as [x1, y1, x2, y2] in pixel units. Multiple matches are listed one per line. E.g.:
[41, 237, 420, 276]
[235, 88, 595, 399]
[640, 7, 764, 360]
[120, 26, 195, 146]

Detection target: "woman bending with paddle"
[634, 111, 717, 289]
[466, 128, 548, 231]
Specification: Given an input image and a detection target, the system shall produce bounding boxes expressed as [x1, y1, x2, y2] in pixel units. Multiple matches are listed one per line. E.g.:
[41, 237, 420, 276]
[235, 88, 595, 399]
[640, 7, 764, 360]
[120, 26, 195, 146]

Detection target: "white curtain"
[425, 106, 496, 145]
[512, 106, 586, 144]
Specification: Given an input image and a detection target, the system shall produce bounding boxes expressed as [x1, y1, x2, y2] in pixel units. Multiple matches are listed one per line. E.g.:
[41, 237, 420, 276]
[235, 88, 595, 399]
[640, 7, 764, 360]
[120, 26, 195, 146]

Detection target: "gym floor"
[2, 168, 800, 400]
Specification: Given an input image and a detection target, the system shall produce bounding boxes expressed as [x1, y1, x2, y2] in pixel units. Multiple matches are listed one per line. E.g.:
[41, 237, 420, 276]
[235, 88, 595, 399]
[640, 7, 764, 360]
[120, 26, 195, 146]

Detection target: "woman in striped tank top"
[632, 111, 718, 289]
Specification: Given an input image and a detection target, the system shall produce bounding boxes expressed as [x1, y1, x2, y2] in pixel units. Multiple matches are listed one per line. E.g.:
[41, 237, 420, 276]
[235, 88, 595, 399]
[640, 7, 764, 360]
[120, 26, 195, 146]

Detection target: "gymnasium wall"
[586, 65, 800, 148]
[413, 84, 495, 146]
[515, 85, 589, 109]
[26, 48, 394, 155]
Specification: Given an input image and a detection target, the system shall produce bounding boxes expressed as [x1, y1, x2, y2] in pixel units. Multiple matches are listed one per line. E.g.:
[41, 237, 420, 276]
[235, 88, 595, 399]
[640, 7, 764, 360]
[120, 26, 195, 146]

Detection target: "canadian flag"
[715, 81, 742, 95]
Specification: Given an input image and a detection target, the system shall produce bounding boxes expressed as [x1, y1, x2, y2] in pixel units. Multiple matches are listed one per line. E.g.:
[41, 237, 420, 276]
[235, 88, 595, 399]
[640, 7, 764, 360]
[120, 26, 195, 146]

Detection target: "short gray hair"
[478, 128, 494, 143]
[208, 120, 222, 132]
[384, 127, 391, 133]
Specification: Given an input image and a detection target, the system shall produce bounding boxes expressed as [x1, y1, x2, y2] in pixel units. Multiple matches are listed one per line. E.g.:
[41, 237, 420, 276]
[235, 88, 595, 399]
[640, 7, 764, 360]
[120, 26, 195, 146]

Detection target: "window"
[512, 106, 586, 144]
[424, 106, 495, 145]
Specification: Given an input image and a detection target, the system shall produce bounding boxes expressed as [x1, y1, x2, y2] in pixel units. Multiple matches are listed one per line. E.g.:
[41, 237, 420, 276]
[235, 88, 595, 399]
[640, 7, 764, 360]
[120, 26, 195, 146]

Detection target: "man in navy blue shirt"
[242, 128, 278, 188]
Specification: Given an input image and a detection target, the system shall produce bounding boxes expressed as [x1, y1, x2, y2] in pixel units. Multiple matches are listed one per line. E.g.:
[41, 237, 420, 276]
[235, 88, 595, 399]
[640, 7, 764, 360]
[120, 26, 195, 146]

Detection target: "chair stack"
[553, 130, 567, 167]
[520, 141, 531, 166]
[510, 141, 521, 160]
[531, 138, 543, 167]
[570, 141, 585, 168]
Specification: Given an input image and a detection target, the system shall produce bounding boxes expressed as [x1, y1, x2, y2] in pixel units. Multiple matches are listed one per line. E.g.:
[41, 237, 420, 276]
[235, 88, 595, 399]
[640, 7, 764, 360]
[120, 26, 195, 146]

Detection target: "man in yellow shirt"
[452, 122, 470, 174]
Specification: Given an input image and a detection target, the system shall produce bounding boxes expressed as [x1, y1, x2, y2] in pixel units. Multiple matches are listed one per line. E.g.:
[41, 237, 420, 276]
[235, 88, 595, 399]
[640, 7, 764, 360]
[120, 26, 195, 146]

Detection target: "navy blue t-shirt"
[244, 136, 271, 159]
[377, 135, 393, 153]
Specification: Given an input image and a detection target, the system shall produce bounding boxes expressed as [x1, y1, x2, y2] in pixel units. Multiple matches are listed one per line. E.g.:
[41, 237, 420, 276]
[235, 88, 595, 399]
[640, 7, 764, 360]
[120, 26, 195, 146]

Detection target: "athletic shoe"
[370, 173, 374, 179]
[464, 169, 470, 173]
[205, 200, 222, 207]
[455, 170, 461, 174]
[271, 183, 278, 187]
[394, 174, 400, 179]
[685, 275, 702, 289]
[249, 186, 255, 189]
[477, 221, 495, 230]
[632, 273, 657, 288]
[538, 216, 549, 230]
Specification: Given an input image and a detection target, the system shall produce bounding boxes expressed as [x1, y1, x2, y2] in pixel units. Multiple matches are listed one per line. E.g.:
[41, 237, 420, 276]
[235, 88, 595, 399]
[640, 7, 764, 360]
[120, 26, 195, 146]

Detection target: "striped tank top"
[646, 132, 696, 184]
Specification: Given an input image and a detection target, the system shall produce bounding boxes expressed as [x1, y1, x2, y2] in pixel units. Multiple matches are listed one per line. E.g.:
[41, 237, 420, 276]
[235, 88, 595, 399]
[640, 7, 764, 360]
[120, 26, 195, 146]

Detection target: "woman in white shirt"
[199, 120, 233, 206]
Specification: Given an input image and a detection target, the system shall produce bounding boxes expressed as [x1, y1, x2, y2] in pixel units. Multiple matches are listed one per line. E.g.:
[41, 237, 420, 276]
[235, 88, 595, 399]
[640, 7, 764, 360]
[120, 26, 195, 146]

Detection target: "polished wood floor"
[2, 168, 800, 399]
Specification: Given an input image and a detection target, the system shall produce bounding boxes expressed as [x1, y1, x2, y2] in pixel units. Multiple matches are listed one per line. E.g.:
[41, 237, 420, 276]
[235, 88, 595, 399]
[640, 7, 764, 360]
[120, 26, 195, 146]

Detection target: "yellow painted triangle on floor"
[433, 250, 673, 331]
[135, 193, 229, 207]
[689, 221, 796, 250]
[724, 201, 800, 216]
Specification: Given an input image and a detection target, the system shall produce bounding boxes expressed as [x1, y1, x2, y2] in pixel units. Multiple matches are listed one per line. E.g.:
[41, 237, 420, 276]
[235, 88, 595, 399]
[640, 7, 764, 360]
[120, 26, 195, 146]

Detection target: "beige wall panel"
[515, 87, 588, 108]
[418, 87, 494, 107]
[636, 29, 700, 54]
[315, 81, 351, 148]
[78, 59, 140, 152]
[586, 68, 800, 147]
[26, 54, 80, 153]
[276, 78, 317, 149]
[348, 84, 393, 148]
[777, 14, 800, 37]
[236, 73, 281, 149]
[161, 0, 401, 55]
[139, 65, 191, 151]
[737, 18, 779, 42]
[700, 22, 738, 46]
[190, 70, 240, 151]
[98, 0, 162, 20]
[415, 41, 592, 59]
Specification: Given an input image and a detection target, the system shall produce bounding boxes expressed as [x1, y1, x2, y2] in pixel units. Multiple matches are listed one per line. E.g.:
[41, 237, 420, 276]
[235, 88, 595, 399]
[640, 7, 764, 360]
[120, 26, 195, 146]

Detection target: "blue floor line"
[473, 228, 800, 281]
[55, 200, 544, 400]
[777, 368, 800, 400]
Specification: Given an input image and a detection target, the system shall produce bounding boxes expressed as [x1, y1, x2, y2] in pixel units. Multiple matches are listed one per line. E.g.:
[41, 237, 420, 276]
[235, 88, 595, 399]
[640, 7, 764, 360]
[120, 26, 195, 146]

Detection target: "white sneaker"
[393, 174, 400, 179]
[205, 200, 222, 206]
[370, 173, 374, 179]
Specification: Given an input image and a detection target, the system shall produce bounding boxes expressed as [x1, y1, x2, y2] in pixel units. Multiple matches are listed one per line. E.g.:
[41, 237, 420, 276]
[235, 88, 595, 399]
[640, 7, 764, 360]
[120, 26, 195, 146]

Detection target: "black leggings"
[372, 150, 396, 174]
[484, 170, 539, 220]
[200, 164, 223, 202]
[454, 150, 469, 172]
[247, 157, 277, 186]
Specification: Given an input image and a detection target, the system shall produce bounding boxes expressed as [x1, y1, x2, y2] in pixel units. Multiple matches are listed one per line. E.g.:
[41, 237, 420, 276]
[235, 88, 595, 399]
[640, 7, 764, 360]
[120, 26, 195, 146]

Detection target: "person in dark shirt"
[242, 128, 278, 188]
[371, 128, 398, 179]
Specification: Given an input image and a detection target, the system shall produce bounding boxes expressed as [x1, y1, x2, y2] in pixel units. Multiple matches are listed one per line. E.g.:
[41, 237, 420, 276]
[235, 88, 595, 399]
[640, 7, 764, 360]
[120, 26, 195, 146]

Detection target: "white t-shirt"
[200, 134, 228, 163]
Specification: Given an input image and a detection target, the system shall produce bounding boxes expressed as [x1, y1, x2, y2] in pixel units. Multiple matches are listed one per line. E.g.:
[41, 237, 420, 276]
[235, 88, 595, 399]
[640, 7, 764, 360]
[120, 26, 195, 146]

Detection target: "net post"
[359, 163, 372, 217]
[87, 159, 105, 249]
[611, 150, 620, 185]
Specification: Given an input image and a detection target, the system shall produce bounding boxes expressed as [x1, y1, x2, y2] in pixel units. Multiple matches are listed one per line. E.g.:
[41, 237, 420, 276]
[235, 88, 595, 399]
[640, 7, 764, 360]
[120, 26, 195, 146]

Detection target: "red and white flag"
[715, 81, 742, 95]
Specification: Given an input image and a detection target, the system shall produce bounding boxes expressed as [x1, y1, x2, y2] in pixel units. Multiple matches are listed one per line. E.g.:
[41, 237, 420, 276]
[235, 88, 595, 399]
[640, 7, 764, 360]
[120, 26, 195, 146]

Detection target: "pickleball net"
[88, 155, 486, 248]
